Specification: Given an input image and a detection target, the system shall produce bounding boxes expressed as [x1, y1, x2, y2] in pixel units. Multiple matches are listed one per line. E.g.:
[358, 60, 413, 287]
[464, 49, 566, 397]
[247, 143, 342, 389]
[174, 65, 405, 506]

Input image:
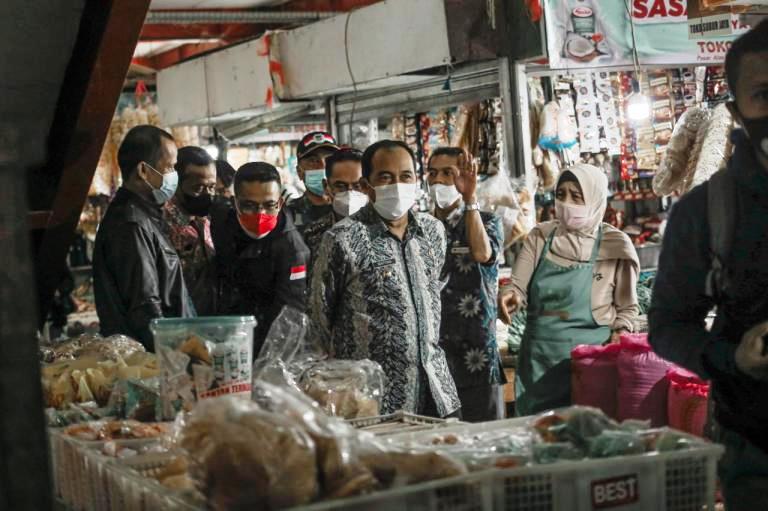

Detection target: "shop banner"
[544, 0, 749, 69]
[687, 0, 748, 39]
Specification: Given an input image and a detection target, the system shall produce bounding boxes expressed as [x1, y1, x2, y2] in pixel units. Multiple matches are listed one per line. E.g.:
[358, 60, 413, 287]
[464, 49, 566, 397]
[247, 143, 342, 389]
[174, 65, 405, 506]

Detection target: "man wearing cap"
[286, 131, 339, 229]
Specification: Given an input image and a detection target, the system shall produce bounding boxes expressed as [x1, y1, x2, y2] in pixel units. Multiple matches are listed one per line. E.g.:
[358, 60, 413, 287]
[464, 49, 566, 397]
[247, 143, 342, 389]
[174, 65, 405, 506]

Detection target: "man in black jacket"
[215, 162, 310, 354]
[94, 125, 193, 350]
[649, 21, 768, 508]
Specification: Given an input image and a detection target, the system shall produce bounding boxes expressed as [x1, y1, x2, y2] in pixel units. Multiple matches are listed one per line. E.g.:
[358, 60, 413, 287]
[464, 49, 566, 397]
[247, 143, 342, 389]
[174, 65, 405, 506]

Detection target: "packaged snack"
[300, 360, 385, 419]
[152, 316, 256, 420]
[180, 396, 320, 510]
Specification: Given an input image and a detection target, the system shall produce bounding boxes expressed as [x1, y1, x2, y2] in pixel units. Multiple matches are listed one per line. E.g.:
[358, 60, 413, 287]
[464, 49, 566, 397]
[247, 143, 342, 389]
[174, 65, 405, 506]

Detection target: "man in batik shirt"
[310, 140, 461, 418]
[164, 146, 217, 315]
[427, 147, 505, 422]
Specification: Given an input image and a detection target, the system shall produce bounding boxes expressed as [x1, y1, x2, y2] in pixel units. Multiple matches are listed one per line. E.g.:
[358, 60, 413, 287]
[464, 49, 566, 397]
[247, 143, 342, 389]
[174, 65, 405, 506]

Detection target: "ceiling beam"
[33, 0, 152, 326]
[139, 23, 266, 41]
[134, 41, 226, 70]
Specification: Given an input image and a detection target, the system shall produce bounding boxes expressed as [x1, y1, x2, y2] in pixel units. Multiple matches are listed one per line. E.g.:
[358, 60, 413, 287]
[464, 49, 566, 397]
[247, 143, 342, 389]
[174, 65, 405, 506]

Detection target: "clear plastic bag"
[252, 307, 323, 390]
[252, 381, 378, 499]
[532, 406, 620, 449]
[300, 359, 385, 419]
[179, 396, 320, 510]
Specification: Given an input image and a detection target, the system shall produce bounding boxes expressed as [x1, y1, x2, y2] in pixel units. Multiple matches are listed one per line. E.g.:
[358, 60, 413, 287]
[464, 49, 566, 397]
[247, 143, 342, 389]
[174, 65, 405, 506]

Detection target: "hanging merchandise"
[653, 108, 712, 196]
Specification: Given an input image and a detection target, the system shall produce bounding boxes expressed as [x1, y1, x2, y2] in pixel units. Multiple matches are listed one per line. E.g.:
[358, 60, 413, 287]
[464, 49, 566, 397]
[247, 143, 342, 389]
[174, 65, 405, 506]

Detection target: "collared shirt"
[287, 194, 333, 230]
[302, 210, 337, 263]
[438, 202, 504, 389]
[163, 196, 216, 315]
[309, 204, 461, 417]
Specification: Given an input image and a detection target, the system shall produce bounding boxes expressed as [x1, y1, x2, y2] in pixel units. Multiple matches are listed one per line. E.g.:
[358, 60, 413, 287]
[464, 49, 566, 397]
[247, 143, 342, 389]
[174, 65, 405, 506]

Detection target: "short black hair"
[216, 160, 236, 188]
[427, 147, 464, 168]
[234, 162, 281, 195]
[175, 146, 214, 182]
[117, 125, 175, 181]
[325, 148, 363, 179]
[361, 140, 417, 179]
[725, 19, 768, 96]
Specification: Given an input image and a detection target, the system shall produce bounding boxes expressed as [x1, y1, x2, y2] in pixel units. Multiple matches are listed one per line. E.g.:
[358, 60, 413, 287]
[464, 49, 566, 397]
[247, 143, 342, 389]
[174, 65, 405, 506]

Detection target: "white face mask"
[332, 190, 369, 218]
[373, 183, 417, 221]
[429, 184, 461, 209]
[556, 200, 590, 231]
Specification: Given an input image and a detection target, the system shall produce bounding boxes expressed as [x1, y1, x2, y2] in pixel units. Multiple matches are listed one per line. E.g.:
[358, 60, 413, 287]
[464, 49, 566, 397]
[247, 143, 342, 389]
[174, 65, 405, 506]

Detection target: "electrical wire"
[624, 0, 643, 79]
[344, 10, 359, 126]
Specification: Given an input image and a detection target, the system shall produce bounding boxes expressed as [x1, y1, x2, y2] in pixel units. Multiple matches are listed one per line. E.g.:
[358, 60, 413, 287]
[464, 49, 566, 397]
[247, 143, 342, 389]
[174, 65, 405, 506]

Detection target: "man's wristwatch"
[465, 202, 481, 212]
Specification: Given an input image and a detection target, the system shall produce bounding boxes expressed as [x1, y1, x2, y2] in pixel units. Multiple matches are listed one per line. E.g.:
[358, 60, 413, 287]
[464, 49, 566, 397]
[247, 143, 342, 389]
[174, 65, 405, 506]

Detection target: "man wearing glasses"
[214, 162, 310, 354]
[94, 125, 194, 351]
[163, 146, 218, 315]
[302, 148, 367, 262]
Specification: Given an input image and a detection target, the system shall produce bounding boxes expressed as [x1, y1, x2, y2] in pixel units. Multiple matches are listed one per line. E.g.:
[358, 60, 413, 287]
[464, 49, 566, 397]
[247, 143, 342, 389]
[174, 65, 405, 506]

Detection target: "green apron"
[515, 227, 609, 416]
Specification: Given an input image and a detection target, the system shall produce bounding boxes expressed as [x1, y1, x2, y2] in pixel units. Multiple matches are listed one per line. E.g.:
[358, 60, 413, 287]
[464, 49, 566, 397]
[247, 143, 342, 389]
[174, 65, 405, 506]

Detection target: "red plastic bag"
[666, 367, 709, 437]
[571, 344, 621, 420]
[617, 334, 676, 426]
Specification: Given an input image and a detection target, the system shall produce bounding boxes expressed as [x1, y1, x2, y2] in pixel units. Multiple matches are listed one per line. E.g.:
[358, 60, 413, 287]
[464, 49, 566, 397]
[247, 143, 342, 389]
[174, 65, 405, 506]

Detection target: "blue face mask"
[304, 169, 326, 197]
[145, 163, 179, 205]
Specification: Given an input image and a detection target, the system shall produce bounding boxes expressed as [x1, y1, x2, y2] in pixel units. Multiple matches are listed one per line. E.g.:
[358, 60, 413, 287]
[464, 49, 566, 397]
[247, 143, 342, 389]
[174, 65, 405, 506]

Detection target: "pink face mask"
[556, 200, 590, 231]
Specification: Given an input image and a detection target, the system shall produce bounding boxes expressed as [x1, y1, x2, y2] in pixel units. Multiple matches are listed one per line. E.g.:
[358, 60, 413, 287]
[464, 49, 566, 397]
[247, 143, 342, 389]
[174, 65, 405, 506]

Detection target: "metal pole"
[144, 10, 339, 24]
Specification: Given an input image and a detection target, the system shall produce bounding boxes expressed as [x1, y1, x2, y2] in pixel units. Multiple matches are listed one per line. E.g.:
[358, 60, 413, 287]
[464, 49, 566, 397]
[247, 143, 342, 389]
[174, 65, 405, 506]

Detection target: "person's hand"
[498, 288, 522, 325]
[735, 322, 768, 380]
[454, 151, 479, 203]
[606, 329, 627, 345]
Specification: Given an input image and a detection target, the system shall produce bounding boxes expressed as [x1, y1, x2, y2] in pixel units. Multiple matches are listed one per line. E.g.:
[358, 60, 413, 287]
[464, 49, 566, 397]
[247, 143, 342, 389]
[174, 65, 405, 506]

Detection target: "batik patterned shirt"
[163, 197, 215, 314]
[438, 202, 504, 389]
[309, 205, 461, 417]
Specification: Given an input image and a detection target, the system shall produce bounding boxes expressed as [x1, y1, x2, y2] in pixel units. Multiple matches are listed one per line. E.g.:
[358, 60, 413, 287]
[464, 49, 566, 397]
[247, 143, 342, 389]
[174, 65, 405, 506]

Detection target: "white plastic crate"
[103, 453, 204, 511]
[347, 410, 460, 435]
[48, 428, 161, 511]
[288, 417, 723, 511]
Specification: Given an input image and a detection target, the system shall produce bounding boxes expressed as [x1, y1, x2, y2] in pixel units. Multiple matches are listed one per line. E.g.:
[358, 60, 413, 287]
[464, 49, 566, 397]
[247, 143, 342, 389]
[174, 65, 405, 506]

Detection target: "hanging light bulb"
[204, 144, 220, 160]
[626, 78, 650, 123]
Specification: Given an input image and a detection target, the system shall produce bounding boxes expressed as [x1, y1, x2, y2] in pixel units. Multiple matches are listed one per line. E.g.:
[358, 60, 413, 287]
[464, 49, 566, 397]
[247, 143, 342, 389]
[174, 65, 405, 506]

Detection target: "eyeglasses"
[144, 162, 175, 176]
[330, 181, 364, 193]
[188, 184, 217, 196]
[237, 200, 280, 214]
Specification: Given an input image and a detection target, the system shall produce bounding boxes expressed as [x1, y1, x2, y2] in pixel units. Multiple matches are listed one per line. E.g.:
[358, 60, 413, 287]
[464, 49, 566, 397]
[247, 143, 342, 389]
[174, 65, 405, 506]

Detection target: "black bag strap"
[705, 167, 737, 300]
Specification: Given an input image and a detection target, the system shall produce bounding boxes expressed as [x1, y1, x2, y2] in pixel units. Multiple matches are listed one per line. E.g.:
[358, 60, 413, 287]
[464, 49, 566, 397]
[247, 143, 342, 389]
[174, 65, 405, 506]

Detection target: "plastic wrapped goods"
[180, 396, 320, 510]
[571, 343, 621, 419]
[300, 359, 385, 419]
[652, 108, 711, 196]
[666, 368, 709, 437]
[152, 316, 256, 420]
[617, 334, 676, 426]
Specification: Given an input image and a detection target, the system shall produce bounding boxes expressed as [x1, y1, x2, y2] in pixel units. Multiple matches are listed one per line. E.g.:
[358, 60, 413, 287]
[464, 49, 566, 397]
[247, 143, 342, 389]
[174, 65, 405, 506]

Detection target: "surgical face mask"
[555, 200, 590, 231]
[303, 169, 326, 197]
[332, 190, 368, 218]
[183, 192, 213, 217]
[373, 183, 418, 221]
[429, 183, 461, 209]
[144, 163, 178, 205]
[237, 210, 279, 239]
[740, 114, 768, 160]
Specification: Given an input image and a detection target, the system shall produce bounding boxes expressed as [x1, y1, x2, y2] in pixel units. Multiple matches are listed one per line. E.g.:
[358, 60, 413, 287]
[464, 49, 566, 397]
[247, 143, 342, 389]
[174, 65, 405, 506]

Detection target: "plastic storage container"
[151, 316, 256, 420]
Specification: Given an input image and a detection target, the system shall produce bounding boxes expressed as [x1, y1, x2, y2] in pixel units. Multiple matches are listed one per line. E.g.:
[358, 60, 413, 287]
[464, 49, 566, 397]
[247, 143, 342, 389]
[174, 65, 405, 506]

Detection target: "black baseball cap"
[297, 131, 339, 160]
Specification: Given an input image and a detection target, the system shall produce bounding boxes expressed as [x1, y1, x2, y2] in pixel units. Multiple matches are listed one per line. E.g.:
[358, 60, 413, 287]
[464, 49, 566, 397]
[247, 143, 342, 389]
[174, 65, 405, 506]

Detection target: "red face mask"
[237, 211, 279, 239]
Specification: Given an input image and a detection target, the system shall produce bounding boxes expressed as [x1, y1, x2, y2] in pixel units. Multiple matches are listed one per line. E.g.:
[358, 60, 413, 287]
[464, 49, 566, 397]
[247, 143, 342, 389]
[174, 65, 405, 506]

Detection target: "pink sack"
[617, 333, 676, 426]
[667, 367, 709, 437]
[571, 344, 621, 419]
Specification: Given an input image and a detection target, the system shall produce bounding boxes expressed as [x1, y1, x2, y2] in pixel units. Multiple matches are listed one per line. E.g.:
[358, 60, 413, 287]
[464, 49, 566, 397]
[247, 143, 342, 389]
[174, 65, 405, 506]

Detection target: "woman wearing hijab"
[500, 163, 639, 416]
